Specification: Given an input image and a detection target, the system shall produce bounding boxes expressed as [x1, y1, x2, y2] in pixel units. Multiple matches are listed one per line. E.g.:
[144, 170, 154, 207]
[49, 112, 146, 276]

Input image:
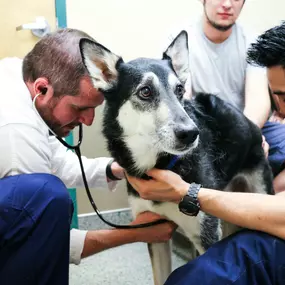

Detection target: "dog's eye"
[176, 84, 185, 98]
[139, 86, 151, 99]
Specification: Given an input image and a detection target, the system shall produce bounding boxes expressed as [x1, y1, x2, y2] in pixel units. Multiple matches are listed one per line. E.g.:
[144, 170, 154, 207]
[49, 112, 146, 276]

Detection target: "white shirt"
[0, 57, 117, 264]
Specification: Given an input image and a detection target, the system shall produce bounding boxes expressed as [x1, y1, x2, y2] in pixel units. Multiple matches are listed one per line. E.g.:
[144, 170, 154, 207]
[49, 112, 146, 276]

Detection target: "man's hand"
[109, 160, 125, 180]
[126, 169, 189, 203]
[131, 211, 177, 243]
[81, 211, 178, 258]
[269, 110, 285, 124]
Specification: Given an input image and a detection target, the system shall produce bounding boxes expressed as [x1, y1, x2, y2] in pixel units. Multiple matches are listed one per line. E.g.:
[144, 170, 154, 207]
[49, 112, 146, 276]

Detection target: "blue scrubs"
[0, 173, 73, 285]
[165, 230, 285, 285]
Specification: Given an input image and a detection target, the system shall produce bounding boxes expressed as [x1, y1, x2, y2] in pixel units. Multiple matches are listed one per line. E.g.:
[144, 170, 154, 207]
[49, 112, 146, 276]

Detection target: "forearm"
[199, 188, 285, 239]
[243, 105, 269, 128]
[244, 68, 270, 128]
[81, 228, 139, 258]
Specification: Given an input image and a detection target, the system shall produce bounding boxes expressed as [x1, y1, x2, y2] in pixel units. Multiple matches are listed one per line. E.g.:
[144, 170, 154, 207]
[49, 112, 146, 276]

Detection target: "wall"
[239, 0, 285, 34]
[66, 0, 285, 214]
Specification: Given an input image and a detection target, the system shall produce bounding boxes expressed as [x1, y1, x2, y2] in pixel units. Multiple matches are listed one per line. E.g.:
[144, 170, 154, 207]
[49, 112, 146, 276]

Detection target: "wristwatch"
[178, 183, 201, 216]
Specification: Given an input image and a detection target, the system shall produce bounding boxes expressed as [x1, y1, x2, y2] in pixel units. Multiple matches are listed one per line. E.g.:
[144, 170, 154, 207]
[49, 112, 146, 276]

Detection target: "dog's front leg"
[128, 197, 172, 284]
[148, 241, 172, 285]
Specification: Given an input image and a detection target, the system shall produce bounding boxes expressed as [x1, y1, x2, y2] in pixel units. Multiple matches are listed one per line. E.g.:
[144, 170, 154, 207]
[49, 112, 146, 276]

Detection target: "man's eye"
[73, 105, 89, 111]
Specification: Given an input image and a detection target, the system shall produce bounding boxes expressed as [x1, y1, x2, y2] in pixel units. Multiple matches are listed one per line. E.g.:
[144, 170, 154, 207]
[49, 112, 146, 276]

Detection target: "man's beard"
[37, 99, 64, 137]
[205, 10, 234, 32]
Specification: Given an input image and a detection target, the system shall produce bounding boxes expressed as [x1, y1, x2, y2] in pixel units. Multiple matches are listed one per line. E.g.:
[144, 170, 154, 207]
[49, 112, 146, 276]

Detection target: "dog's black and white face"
[80, 31, 199, 171]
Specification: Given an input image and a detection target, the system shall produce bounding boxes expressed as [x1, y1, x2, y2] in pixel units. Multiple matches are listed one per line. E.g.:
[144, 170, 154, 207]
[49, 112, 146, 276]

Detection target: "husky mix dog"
[79, 31, 273, 285]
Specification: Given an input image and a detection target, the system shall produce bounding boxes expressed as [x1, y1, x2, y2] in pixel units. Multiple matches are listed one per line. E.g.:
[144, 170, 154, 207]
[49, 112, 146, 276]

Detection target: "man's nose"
[222, 0, 232, 9]
[79, 108, 95, 126]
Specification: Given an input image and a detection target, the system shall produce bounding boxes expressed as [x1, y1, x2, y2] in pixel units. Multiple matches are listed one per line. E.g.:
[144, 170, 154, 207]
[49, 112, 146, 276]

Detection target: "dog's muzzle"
[174, 126, 199, 146]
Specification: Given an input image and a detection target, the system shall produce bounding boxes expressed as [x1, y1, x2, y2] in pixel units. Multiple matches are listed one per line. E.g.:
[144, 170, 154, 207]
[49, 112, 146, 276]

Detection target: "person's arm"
[0, 123, 123, 190]
[126, 169, 285, 240]
[243, 65, 271, 128]
[0, 124, 56, 178]
[197, 188, 285, 239]
[243, 30, 271, 128]
[82, 212, 176, 258]
[49, 135, 124, 190]
[69, 211, 177, 264]
[243, 66, 270, 156]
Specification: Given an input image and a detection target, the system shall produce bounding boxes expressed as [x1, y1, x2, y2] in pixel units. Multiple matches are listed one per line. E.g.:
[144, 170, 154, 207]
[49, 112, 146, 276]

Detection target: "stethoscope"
[33, 92, 168, 229]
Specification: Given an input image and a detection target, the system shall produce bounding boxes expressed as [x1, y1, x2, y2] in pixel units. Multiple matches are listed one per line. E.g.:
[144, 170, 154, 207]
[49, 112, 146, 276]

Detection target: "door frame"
[55, 0, 79, 229]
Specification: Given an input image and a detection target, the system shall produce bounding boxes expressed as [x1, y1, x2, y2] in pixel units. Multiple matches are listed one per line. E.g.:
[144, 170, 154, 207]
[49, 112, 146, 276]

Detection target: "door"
[0, 0, 56, 58]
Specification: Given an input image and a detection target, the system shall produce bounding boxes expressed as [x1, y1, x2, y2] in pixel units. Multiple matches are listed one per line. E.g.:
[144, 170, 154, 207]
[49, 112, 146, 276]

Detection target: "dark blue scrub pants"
[165, 230, 285, 285]
[0, 173, 73, 285]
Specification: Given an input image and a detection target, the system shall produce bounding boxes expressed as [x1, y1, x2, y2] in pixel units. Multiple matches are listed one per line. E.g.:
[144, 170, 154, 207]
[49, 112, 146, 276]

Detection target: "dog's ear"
[162, 30, 189, 85]
[79, 38, 123, 91]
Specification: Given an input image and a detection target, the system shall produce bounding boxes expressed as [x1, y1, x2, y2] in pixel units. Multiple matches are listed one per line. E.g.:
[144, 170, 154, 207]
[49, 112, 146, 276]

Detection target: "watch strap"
[188, 182, 201, 207]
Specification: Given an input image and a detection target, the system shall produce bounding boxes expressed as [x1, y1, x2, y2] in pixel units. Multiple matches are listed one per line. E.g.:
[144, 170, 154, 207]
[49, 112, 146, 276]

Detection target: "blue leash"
[166, 155, 180, 170]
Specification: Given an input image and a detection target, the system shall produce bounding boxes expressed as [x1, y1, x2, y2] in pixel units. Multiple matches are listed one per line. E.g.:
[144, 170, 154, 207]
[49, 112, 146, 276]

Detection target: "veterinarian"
[165, 0, 285, 192]
[0, 28, 177, 285]
[128, 22, 285, 285]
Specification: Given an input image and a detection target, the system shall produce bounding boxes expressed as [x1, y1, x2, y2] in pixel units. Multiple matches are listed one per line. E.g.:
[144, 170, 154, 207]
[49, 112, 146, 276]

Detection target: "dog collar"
[166, 155, 180, 170]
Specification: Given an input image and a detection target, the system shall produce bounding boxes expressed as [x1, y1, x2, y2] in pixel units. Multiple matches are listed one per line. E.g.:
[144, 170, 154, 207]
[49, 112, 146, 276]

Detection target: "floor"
[69, 210, 195, 285]
[69, 242, 186, 285]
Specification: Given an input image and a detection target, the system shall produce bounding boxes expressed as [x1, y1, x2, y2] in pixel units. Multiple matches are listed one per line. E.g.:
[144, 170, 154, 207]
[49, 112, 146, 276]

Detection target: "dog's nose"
[175, 127, 199, 145]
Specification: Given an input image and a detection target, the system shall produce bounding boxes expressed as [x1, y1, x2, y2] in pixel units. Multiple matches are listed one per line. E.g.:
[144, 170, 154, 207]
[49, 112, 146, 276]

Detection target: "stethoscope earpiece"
[39, 87, 47, 95]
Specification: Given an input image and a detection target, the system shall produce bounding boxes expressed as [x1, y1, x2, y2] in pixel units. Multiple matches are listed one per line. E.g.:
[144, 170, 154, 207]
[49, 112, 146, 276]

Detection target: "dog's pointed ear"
[162, 30, 189, 85]
[79, 38, 123, 91]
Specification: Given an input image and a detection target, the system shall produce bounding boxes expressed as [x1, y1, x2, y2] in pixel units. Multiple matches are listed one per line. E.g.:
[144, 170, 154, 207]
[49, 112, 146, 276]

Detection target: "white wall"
[67, 0, 285, 61]
[66, 0, 202, 60]
[238, 0, 285, 35]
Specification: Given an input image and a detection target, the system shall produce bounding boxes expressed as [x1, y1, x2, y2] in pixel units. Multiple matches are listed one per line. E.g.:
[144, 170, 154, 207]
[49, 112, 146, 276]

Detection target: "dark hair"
[247, 21, 285, 69]
[22, 28, 94, 96]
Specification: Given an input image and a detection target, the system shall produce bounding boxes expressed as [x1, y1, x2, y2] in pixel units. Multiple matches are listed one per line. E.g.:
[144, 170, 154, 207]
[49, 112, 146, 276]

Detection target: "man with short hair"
[247, 22, 285, 192]
[166, 0, 270, 125]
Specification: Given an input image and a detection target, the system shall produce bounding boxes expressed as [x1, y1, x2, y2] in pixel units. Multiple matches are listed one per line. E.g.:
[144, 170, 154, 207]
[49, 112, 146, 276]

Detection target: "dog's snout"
[175, 127, 199, 145]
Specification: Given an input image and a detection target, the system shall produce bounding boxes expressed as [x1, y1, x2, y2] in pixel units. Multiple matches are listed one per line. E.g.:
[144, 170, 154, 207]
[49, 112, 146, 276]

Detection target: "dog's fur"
[79, 31, 274, 285]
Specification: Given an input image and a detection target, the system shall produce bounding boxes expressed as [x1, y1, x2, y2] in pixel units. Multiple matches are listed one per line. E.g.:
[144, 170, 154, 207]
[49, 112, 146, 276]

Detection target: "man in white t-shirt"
[164, 0, 285, 188]
[0, 29, 177, 285]
[165, 0, 270, 118]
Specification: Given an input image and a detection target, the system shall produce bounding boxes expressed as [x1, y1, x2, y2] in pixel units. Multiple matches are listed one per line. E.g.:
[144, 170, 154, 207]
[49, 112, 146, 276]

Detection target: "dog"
[79, 31, 274, 285]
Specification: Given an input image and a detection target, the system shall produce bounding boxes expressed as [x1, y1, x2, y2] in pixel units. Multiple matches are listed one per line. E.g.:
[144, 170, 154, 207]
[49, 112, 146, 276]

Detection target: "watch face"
[178, 183, 201, 216]
[179, 199, 199, 216]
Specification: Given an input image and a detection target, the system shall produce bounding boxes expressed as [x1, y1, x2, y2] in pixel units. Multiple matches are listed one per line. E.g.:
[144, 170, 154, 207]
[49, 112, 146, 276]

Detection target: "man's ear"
[162, 30, 190, 85]
[79, 38, 123, 92]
